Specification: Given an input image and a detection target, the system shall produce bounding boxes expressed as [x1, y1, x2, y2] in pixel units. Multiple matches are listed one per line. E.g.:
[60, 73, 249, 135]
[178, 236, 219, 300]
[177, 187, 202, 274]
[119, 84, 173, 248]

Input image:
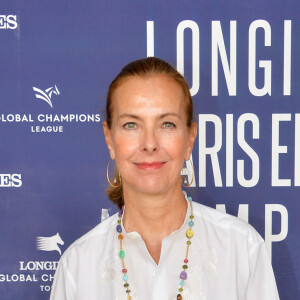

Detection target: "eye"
[123, 122, 137, 129]
[162, 121, 176, 128]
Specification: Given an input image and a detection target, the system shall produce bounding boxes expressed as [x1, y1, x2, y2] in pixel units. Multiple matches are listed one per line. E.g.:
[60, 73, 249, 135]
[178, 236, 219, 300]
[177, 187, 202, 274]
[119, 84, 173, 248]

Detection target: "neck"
[122, 183, 187, 240]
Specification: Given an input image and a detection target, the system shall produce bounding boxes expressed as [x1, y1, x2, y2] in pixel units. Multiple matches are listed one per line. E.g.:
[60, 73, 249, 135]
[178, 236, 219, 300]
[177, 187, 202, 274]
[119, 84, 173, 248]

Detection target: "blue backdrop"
[0, 1, 299, 299]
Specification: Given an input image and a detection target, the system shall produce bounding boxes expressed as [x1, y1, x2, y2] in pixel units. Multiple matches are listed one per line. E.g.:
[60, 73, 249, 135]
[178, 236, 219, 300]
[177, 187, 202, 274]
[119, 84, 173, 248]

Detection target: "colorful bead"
[187, 196, 192, 201]
[182, 264, 188, 269]
[189, 215, 194, 219]
[180, 271, 187, 280]
[124, 283, 129, 287]
[118, 210, 123, 217]
[122, 268, 127, 273]
[118, 234, 124, 240]
[119, 250, 125, 258]
[188, 220, 194, 227]
[186, 228, 194, 238]
[123, 275, 128, 281]
[179, 287, 183, 292]
[184, 259, 188, 263]
[118, 219, 121, 224]
[126, 289, 131, 293]
[116, 225, 122, 233]
[180, 280, 185, 286]
[187, 241, 191, 245]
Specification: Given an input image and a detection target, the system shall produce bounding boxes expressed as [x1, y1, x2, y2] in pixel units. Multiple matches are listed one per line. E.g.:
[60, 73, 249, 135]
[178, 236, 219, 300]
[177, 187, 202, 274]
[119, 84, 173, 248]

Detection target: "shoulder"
[192, 201, 264, 255]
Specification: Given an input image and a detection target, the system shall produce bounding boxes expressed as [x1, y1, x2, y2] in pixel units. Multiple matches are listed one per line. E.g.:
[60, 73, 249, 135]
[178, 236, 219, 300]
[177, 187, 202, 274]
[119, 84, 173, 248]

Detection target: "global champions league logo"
[33, 85, 60, 108]
[0, 83, 101, 133]
[0, 234, 64, 293]
[36, 233, 64, 256]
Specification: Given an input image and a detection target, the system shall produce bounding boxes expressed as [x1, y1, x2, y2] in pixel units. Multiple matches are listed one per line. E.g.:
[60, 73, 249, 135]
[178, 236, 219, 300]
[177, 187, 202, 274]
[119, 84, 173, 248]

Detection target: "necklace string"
[116, 196, 194, 300]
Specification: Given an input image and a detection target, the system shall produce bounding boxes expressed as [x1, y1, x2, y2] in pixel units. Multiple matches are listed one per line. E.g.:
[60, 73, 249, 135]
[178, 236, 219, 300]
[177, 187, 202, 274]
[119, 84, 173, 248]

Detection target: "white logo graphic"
[0, 15, 17, 29]
[101, 208, 110, 222]
[36, 233, 64, 256]
[33, 85, 60, 108]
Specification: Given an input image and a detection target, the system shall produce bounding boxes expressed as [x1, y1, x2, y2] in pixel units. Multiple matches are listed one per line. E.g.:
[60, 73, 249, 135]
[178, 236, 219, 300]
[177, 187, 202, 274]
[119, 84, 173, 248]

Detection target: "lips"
[135, 161, 166, 170]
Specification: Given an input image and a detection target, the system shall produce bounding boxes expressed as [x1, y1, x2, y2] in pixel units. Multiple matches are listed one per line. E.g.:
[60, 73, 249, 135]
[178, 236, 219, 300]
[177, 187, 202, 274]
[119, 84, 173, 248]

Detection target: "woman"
[50, 57, 279, 300]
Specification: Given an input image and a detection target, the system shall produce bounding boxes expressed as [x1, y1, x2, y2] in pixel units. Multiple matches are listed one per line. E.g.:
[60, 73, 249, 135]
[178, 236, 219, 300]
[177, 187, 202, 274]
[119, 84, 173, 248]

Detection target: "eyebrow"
[118, 113, 181, 120]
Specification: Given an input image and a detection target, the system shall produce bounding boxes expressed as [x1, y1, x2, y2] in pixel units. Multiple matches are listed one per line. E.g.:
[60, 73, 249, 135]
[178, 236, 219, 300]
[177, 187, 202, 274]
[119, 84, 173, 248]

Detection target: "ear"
[102, 121, 116, 160]
[184, 122, 198, 160]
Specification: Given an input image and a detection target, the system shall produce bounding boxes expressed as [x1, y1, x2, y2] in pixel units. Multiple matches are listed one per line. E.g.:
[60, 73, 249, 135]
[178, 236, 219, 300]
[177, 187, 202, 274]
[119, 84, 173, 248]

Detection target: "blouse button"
[128, 233, 137, 240]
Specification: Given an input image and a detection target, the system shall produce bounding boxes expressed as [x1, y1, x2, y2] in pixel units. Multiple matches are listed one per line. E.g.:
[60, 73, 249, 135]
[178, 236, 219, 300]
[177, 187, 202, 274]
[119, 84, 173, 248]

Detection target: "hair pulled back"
[105, 57, 194, 208]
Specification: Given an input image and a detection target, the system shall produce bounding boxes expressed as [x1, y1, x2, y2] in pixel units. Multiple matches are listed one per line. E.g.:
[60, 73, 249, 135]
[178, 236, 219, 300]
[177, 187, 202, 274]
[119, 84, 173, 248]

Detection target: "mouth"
[135, 161, 166, 170]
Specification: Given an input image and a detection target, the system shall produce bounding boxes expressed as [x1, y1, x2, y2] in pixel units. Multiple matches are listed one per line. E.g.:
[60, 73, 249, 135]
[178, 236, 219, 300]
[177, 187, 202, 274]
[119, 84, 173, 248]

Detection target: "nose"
[141, 128, 159, 153]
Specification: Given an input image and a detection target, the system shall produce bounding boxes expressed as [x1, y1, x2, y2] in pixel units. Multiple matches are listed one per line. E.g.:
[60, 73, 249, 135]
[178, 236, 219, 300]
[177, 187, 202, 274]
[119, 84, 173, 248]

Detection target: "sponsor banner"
[0, 1, 299, 299]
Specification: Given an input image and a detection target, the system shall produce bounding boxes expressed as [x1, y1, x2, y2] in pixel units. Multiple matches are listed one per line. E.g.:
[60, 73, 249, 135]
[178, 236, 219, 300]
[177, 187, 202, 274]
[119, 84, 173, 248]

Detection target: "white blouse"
[50, 194, 280, 300]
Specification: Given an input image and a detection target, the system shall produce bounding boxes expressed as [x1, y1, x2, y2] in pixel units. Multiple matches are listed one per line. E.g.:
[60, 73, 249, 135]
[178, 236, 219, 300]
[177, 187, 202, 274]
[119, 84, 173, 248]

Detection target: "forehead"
[111, 75, 186, 117]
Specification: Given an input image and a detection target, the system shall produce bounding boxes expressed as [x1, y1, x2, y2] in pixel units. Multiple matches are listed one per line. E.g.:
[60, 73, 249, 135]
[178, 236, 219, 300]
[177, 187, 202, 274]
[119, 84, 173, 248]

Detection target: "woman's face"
[103, 75, 197, 196]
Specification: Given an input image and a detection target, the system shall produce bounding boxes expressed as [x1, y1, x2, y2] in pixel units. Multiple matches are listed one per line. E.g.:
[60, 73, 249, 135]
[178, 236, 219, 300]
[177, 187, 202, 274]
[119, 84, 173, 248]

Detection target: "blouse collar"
[120, 191, 191, 240]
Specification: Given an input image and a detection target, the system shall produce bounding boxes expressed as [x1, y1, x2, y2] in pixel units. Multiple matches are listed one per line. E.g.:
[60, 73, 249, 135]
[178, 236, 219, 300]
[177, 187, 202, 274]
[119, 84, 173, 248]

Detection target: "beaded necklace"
[116, 196, 194, 300]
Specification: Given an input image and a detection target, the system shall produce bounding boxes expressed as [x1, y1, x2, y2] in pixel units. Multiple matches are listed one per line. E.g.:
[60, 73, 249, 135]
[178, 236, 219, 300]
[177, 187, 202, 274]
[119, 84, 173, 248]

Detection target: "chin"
[127, 178, 168, 194]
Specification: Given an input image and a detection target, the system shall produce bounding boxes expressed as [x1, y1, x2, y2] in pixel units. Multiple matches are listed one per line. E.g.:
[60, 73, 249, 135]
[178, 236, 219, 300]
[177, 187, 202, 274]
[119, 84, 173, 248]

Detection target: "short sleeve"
[246, 240, 280, 300]
[50, 255, 77, 300]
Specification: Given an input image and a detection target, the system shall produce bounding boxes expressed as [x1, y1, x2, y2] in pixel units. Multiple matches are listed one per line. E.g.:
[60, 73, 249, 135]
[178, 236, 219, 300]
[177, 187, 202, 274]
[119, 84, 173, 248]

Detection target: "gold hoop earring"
[106, 158, 122, 188]
[181, 159, 195, 188]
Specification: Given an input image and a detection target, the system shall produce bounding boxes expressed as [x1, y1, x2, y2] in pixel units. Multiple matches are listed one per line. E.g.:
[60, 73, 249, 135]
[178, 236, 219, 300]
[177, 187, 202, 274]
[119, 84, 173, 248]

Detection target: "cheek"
[113, 133, 139, 159]
[159, 133, 189, 159]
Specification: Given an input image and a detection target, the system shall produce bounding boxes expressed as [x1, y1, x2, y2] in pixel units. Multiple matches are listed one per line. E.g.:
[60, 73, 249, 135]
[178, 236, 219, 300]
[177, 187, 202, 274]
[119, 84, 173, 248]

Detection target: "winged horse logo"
[36, 233, 64, 256]
[32, 85, 60, 108]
